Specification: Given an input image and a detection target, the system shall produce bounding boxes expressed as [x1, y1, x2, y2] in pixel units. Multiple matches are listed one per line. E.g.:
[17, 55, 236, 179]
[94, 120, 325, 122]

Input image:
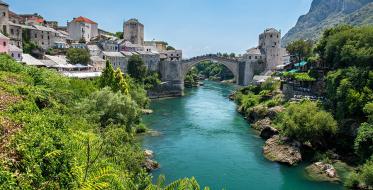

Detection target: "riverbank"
[231, 78, 355, 186]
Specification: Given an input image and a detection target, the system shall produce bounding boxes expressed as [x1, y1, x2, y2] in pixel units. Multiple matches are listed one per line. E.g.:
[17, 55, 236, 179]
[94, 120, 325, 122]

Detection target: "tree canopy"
[127, 54, 147, 82]
[286, 39, 313, 63]
[66, 48, 90, 65]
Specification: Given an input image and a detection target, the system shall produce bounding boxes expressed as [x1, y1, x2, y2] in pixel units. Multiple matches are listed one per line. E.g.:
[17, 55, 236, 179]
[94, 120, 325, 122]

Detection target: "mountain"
[282, 0, 373, 46]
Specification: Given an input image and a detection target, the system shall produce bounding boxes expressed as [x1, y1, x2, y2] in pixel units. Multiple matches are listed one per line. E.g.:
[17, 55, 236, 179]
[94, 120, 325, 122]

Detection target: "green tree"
[127, 54, 147, 82]
[166, 46, 175, 50]
[315, 25, 373, 69]
[144, 71, 161, 90]
[277, 101, 337, 146]
[66, 48, 90, 65]
[286, 39, 313, 63]
[113, 68, 130, 95]
[355, 102, 373, 161]
[115, 32, 124, 39]
[78, 88, 141, 131]
[325, 67, 372, 119]
[99, 61, 115, 88]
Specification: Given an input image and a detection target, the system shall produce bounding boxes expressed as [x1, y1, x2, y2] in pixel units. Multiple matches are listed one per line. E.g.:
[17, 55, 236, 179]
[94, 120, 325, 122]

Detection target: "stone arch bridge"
[158, 54, 256, 96]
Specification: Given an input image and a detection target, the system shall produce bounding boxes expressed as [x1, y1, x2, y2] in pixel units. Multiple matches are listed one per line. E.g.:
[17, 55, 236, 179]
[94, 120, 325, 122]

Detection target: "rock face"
[260, 126, 279, 140]
[305, 162, 340, 182]
[252, 118, 272, 131]
[263, 136, 302, 165]
[267, 106, 284, 120]
[282, 0, 373, 46]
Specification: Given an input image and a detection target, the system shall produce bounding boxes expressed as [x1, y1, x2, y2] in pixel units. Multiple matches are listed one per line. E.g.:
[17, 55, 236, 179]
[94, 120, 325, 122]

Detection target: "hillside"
[282, 0, 373, 46]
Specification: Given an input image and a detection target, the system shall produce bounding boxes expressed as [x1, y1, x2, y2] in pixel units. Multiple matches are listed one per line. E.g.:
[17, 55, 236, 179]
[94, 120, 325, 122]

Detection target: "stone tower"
[0, 0, 9, 35]
[259, 28, 281, 71]
[123, 18, 144, 45]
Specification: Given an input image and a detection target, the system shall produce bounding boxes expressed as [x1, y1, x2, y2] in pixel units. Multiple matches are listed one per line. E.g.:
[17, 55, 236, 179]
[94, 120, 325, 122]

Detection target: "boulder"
[267, 106, 285, 119]
[252, 118, 271, 131]
[305, 162, 340, 182]
[142, 109, 154, 115]
[263, 135, 302, 165]
[247, 105, 269, 123]
[260, 126, 279, 140]
[144, 158, 160, 172]
[144, 149, 154, 158]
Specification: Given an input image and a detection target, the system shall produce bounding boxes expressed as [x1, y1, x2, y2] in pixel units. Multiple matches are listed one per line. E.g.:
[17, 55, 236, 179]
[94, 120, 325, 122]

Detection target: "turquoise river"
[142, 81, 343, 190]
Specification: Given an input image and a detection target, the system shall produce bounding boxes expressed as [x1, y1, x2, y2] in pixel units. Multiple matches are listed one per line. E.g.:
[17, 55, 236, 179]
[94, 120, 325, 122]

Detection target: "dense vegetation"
[66, 48, 91, 65]
[0, 54, 202, 189]
[235, 25, 373, 189]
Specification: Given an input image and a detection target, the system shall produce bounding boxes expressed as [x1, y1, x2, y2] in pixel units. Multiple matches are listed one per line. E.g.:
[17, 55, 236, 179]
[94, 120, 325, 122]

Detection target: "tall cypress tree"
[99, 61, 115, 88]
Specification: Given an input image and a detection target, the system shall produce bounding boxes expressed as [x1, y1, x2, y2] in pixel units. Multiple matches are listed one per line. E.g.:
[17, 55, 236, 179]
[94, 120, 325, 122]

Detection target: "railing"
[181, 54, 240, 63]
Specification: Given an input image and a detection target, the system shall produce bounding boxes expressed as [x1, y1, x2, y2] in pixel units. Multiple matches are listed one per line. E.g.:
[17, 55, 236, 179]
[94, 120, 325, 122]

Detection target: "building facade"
[258, 28, 282, 70]
[67, 16, 98, 42]
[0, 1, 9, 35]
[123, 19, 144, 45]
[101, 51, 127, 72]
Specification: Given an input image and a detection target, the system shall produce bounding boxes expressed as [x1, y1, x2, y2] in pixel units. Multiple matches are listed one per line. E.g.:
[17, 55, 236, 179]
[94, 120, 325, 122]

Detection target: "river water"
[142, 81, 342, 190]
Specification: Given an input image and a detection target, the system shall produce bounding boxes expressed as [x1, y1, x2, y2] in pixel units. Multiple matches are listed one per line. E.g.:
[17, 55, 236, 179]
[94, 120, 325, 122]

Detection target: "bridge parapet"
[181, 54, 241, 64]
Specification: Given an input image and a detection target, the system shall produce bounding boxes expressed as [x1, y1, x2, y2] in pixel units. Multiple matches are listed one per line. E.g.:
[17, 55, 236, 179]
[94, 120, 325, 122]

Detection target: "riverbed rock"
[305, 162, 340, 182]
[142, 109, 154, 115]
[252, 118, 272, 131]
[260, 126, 279, 140]
[247, 105, 269, 123]
[144, 158, 160, 172]
[263, 135, 302, 165]
[267, 106, 285, 119]
[144, 149, 154, 158]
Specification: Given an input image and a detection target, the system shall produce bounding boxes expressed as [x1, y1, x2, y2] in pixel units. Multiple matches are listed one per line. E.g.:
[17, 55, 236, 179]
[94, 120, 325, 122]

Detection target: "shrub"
[277, 101, 337, 145]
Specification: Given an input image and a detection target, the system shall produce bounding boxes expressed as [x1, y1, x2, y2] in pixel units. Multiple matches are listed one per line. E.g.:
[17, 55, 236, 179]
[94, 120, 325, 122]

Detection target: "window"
[255, 56, 257, 59]
[249, 56, 251, 59]
[270, 34, 273, 38]
[274, 42, 277, 46]
[11, 53, 14, 57]
[3, 12, 5, 16]
[18, 54, 20, 58]
[3, 41, 6, 46]
[34, 34, 37, 38]
[10, 29, 14, 35]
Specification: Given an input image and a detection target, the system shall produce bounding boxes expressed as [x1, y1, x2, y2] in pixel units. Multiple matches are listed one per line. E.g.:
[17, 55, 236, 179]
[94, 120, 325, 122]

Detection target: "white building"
[87, 44, 101, 56]
[90, 55, 105, 71]
[9, 44, 22, 61]
[67, 16, 98, 42]
[101, 51, 127, 72]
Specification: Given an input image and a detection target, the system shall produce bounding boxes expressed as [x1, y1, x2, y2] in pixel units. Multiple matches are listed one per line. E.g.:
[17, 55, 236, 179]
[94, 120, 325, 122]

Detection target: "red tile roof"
[73, 16, 97, 24]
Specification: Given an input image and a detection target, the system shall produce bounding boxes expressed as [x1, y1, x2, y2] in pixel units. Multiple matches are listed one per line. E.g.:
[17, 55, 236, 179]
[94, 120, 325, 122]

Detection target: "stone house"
[67, 16, 98, 42]
[0, 1, 9, 35]
[101, 51, 127, 72]
[9, 44, 22, 61]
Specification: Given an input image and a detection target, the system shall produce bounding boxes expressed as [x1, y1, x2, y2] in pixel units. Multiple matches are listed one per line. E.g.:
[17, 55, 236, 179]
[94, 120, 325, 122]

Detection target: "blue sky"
[7, 0, 312, 57]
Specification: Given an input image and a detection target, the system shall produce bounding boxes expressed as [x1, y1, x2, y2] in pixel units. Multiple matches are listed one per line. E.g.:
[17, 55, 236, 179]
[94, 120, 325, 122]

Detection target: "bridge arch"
[180, 55, 240, 83]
